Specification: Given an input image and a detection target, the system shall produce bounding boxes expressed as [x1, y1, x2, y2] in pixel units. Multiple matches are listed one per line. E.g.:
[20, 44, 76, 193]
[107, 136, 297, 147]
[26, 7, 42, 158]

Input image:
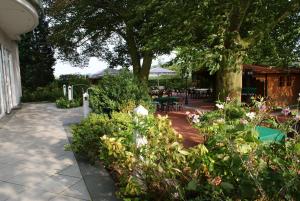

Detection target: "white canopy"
[149, 66, 176, 86]
[149, 67, 176, 76]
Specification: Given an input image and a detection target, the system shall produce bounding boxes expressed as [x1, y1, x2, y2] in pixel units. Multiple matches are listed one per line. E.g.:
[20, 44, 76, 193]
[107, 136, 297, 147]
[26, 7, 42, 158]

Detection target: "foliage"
[190, 98, 300, 200]
[70, 95, 300, 200]
[89, 71, 153, 113]
[55, 97, 82, 109]
[144, 0, 300, 100]
[48, 0, 174, 81]
[148, 76, 192, 90]
[21, 81, 63, 102]
[19, 11, 56, 90]
[58, 74, 90, 86]
[57, 74, 90, 99]
[69, 112, 133, 162]
[100, 114, 191, 200]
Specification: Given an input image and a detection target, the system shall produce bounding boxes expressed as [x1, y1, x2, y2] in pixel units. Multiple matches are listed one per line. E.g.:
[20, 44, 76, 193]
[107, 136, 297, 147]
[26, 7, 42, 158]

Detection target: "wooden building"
[192, 64, 300, 106]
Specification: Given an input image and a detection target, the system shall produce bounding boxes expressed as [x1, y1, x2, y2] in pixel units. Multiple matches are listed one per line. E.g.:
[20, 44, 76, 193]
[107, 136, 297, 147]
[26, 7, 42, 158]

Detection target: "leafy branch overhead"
[48, 0, 173, 81]
[146, 0, 300, 99]
[48, 0, 300, 99]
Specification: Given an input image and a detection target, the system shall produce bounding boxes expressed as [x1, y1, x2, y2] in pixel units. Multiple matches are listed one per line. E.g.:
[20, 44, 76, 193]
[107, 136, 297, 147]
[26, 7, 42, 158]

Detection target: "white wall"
[0, 28, 22, 111]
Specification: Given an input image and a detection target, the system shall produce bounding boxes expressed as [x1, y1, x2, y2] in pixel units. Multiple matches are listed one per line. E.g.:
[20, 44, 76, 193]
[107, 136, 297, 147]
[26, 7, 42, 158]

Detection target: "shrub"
[190, 99, 300, 200]
[21, 81, 63, 102]
[55, 97, 82, 108]
[70, 112, 133, 162]
[100, 114, 190, 200]
[58, 74, 90, 99]
[70, 97, 300, 200]
[89, 70, 152, 113]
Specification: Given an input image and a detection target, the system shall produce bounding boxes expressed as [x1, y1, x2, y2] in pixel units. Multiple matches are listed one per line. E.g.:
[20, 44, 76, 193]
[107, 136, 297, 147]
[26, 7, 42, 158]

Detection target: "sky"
[53, 54, 176, 78]
[53, 57, 106, 78]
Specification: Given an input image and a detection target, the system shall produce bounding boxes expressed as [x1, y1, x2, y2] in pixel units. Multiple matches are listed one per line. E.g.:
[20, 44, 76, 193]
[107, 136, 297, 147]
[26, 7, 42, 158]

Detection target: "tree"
[19, 12, 56, 90]
[48, 0, 171, 82]
[145, 0, 300, 100]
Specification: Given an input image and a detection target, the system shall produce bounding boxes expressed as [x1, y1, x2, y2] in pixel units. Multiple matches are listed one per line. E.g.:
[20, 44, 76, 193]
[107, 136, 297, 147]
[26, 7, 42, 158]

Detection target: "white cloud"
[53, 53, 176, 78]
[53, 57, 107, 78]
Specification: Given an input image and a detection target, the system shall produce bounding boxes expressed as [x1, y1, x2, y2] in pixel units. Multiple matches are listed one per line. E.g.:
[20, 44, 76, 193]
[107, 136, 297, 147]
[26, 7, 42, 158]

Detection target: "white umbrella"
[149, 67, 176, 86]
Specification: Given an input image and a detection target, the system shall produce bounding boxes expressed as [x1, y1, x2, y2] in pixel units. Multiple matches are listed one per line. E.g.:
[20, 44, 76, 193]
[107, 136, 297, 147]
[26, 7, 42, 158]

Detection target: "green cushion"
[256, 126, 285, 142]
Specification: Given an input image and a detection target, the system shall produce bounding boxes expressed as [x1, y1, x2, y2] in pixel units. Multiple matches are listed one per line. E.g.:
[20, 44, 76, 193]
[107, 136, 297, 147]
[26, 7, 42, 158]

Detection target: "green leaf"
[221, 182, 234, 192]
[295, 143, 300, 154]
[178, 149, 189, 155]
[187, 180, 197, 191]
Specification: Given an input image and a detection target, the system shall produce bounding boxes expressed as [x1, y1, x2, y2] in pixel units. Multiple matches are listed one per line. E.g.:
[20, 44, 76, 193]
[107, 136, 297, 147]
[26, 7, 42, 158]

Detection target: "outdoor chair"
[172, 97, 184, 111]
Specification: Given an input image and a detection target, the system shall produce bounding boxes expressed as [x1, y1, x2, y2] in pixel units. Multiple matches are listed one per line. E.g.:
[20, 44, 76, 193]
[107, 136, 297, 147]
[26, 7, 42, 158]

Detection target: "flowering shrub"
[69, 112, 133, 162]
[189, 99, 300, 200]
[70, 98, 300, 200]
[100, 114, 193, 200]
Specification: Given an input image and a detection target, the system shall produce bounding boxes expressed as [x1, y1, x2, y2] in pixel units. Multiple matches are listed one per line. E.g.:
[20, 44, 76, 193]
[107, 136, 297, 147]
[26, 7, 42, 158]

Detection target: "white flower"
[136, 136, 148, 148]
[192, 114, 200, 123]
[133, 105, 148, 116]
[216, 103, 224, 109]
[216, 118, 225, 123]
[246, 112, 256, 120]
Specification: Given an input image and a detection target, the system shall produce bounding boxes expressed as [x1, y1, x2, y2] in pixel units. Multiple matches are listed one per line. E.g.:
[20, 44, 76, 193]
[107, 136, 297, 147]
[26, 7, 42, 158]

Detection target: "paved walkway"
[0, 103, 91, 201]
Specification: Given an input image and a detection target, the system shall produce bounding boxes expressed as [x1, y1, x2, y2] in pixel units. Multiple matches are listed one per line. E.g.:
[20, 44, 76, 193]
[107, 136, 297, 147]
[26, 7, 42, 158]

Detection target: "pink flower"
[282, 107, 291, 116]
[258, 104, 267, 112]
[211, 176, 222, 186]
[240, 119, 248, 125]
[195, 109, 202, 115]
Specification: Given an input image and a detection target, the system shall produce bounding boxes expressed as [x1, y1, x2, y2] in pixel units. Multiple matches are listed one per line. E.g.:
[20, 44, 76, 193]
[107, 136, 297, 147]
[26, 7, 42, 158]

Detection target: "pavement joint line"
[0, 103, 92, 200]
[64, 125, 119, 201]
[56, 179, 90, 201]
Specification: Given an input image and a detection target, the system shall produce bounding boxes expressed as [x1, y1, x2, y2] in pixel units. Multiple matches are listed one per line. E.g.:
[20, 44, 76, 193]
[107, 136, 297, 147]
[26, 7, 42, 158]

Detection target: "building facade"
[192, 64, 300, 106]
[0, 0, 40, 118]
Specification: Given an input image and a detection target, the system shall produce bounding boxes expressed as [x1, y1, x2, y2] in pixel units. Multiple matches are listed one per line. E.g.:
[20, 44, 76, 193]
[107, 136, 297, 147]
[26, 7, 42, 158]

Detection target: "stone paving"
[0, 103, 91, 201]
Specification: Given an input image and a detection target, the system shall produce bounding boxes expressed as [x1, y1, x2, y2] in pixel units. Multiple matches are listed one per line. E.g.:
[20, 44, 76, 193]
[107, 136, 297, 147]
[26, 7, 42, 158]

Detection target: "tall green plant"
[19, 11, 55, 90]
[89, 70, 152, 113]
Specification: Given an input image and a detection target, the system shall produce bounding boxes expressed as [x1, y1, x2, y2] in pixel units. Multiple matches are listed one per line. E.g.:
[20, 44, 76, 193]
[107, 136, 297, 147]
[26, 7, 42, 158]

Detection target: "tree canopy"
[19, 11, 56, 90]
[145, 0, 300, 99]
[48, 0, 173, 81]
[48, 0, 300, 99]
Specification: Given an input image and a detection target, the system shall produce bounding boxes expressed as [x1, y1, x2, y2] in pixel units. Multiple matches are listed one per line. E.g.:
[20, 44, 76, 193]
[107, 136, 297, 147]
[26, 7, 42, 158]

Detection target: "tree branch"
[245, 0, 300, 46]
[125, 25, 141, 74]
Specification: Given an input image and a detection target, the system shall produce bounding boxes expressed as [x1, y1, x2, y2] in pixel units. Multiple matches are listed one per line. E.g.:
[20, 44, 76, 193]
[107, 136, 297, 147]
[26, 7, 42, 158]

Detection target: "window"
[286, 75, 292, 86]
[279, 76, 285, 87]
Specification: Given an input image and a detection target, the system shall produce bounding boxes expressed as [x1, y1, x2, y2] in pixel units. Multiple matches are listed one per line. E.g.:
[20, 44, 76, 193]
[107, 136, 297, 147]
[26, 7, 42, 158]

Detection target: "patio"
[0, 103, 90, 201]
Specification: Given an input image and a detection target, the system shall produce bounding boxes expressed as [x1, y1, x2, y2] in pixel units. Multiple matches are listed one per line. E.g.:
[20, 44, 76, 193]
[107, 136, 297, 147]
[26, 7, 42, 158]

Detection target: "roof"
[89, 68, 120, 79]
[149, 67, 176, 75]
[244, 64, 300, 74]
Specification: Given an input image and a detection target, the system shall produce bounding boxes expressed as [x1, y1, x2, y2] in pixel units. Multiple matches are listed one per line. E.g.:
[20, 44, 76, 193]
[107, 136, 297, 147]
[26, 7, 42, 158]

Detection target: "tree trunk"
[138, 52, 153, 83]
[216, 60, 243, 102]
[125, 26, 153, 83]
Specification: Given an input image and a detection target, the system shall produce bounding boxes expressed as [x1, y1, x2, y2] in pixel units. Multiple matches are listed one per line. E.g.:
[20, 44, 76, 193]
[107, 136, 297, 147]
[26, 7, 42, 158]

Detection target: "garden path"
[0, 103, 91, 201]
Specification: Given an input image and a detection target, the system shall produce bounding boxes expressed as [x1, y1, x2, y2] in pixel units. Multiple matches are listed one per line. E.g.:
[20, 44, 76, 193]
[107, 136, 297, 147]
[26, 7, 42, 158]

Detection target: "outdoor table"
[153, 96, 180, 111]
[193, 88, 210, 98]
